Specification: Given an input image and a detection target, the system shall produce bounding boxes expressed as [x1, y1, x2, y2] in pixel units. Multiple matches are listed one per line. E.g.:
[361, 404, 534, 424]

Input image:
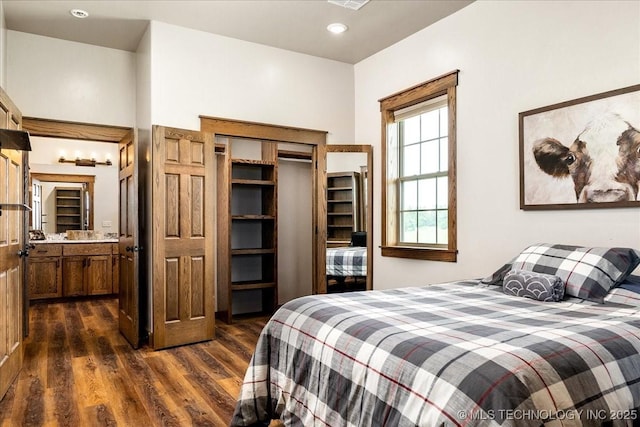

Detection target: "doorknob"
[17, 248, 29, 257]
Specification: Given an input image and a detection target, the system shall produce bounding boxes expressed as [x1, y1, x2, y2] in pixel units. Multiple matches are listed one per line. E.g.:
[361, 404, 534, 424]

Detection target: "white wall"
[29, 137, 119, 234]
[6, 31, 136, 126]
[148, 21, 354, 142]
[0, 1, 6, 88]
[278, 159, 313, 302]
[146, 21, 355, 311]
[355, 0, 640, 289]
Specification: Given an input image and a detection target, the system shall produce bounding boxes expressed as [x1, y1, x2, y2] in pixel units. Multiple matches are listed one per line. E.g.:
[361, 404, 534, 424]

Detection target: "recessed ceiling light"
[70, 9, 89, 19]
[327, 23, 348, 34]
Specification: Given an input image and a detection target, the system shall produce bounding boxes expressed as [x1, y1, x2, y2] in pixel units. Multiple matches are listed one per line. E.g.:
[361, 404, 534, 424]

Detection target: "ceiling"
[3, 0, 473, 64]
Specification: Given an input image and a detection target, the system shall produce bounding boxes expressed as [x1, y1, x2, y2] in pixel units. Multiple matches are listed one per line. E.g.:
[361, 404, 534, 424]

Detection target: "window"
[379, 70, 458, 261]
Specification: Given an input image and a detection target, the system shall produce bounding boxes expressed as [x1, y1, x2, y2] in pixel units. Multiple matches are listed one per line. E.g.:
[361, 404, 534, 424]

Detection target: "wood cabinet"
[55, 187, 83, 233]
[327, 172, 360, 246]
[111, 243, 119, 294]
[217, 139, 278, 323]
[28, 242, 117, 300]
[28, 244, 62, 300]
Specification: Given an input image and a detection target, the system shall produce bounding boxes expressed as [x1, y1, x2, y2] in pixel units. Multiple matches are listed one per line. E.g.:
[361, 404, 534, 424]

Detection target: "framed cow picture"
[519, 84, 640, 210]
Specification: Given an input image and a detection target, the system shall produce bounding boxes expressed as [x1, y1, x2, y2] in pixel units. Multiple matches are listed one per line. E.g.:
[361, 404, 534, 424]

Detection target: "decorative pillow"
[482, 244, 640, 303]
[503, 270, 565, 302]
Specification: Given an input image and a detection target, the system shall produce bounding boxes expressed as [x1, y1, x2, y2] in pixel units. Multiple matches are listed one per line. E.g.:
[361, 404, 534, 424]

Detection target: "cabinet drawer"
[63, 243, 112, 256]
[30, 244, 62, 257]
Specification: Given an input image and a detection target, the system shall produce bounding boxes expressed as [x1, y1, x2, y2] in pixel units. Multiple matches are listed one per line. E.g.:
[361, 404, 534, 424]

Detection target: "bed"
[232, 244, 640, 426]
[326, 246, 367, 277]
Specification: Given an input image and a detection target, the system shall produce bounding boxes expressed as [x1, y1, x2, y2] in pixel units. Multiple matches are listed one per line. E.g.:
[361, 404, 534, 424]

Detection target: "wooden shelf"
[218, 140, 279, 324]
[231, 159, 276, 166]
[327, 172, 360, 243]
[55, 187, 83, 234]
[231, 179, 275, 186]
[231, 215, 275, 220]
[231, 248, 275, 255]
[231, 281, 276, 291]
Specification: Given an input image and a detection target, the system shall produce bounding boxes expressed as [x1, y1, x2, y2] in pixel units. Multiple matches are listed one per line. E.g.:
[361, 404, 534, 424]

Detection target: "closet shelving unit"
[54, 187, 83, 233]
[326, 171, 360, 247]
[217, 140, 278, 323]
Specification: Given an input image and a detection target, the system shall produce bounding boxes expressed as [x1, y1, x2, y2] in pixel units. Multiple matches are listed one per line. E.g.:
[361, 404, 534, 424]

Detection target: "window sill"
[380, 246, 457, 262]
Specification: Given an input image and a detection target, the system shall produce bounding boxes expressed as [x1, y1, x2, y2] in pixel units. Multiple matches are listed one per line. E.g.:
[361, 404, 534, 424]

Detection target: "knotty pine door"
[151, 126, 215, 349]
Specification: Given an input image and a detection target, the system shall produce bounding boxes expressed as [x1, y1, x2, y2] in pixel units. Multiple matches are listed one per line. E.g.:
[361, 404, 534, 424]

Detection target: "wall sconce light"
[58, 156, 112, 167]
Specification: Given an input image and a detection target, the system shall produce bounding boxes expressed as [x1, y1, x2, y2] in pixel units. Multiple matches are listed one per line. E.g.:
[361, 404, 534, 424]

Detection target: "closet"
[201, 115, 327, 321]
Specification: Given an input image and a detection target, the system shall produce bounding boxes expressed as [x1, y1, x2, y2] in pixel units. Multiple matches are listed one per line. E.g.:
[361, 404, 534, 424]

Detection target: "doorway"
[23, 117, 140, 347]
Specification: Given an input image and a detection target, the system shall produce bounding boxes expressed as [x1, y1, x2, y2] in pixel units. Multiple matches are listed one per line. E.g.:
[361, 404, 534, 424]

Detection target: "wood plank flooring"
[0, 297, 270, 426]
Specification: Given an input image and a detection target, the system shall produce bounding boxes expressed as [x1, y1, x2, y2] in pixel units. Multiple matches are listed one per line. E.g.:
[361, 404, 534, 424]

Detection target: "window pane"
[421, 109, 440, 141]
[439, 107, 448, 137]
[439, 137, 448, 172]
[437, 210, 448, 244]
[401, 211, 417, 243]
[436, 176, 448, 209]
[402, 144, 420, 177]
[417, 211, 436, 244]
[420, 140, 439, 174]
[401, 180, 417, 210]
[418, 178, 436, 210]
[403, 116, 421, 145]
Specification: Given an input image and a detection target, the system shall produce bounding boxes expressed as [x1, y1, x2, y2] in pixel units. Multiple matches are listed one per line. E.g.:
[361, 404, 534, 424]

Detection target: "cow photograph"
[519, 84, 640, 210]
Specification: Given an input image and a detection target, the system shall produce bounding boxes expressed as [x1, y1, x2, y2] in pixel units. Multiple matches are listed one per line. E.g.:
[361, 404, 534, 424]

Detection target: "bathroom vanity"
[28, 240, 119, 300]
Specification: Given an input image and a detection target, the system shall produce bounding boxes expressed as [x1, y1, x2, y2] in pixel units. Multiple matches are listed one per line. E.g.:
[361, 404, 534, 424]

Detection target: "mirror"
[27, 135, 119, 239]
[30, 173, 94, 235]
[326, 145, 373, 293]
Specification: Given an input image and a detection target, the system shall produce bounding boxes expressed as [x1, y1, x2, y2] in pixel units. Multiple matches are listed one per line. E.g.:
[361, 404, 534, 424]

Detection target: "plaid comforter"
[326, 246, 367, 276]
[231, 281, 640, 426]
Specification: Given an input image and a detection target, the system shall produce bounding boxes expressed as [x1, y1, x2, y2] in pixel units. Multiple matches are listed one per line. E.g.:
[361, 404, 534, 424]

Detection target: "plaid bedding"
[231, 280, 640, 426]
[326, 246, 367, 276]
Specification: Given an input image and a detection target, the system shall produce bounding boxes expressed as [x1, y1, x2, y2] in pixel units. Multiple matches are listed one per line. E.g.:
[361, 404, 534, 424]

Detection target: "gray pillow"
[503, 269, 565, 302]
[483, 244, 640, 303]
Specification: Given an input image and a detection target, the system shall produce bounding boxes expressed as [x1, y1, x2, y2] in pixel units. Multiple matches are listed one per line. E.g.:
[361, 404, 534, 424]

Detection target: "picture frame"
[519, 84, 640, 210]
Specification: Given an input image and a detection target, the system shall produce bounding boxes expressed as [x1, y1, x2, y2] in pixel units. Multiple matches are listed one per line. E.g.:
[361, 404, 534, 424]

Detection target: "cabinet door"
[111, 253, 119, 294]
[86, 255, 112, 295]
[28, 256, 61, 299]
[62, 256, 86, 296]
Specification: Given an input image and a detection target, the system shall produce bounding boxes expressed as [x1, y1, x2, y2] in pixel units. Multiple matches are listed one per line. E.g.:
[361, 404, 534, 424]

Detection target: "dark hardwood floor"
[0, 297, 269, 427]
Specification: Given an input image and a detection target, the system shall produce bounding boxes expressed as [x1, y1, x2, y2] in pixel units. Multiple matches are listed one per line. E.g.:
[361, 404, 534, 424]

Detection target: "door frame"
[21, 117, 136, 324]
[327, 144, 374, 291]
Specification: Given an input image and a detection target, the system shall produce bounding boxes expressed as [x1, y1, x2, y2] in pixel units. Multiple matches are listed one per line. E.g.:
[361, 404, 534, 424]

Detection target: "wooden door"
[0, 88, 25, 400]
[31, 178, 42, 230]
[118, 130, 140, 348]
[0, 147, 24, 398]
[152, 126, 215, 349]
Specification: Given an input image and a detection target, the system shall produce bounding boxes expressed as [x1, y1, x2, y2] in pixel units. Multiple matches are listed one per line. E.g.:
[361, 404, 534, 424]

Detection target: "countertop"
[31, 239, 118, 244]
